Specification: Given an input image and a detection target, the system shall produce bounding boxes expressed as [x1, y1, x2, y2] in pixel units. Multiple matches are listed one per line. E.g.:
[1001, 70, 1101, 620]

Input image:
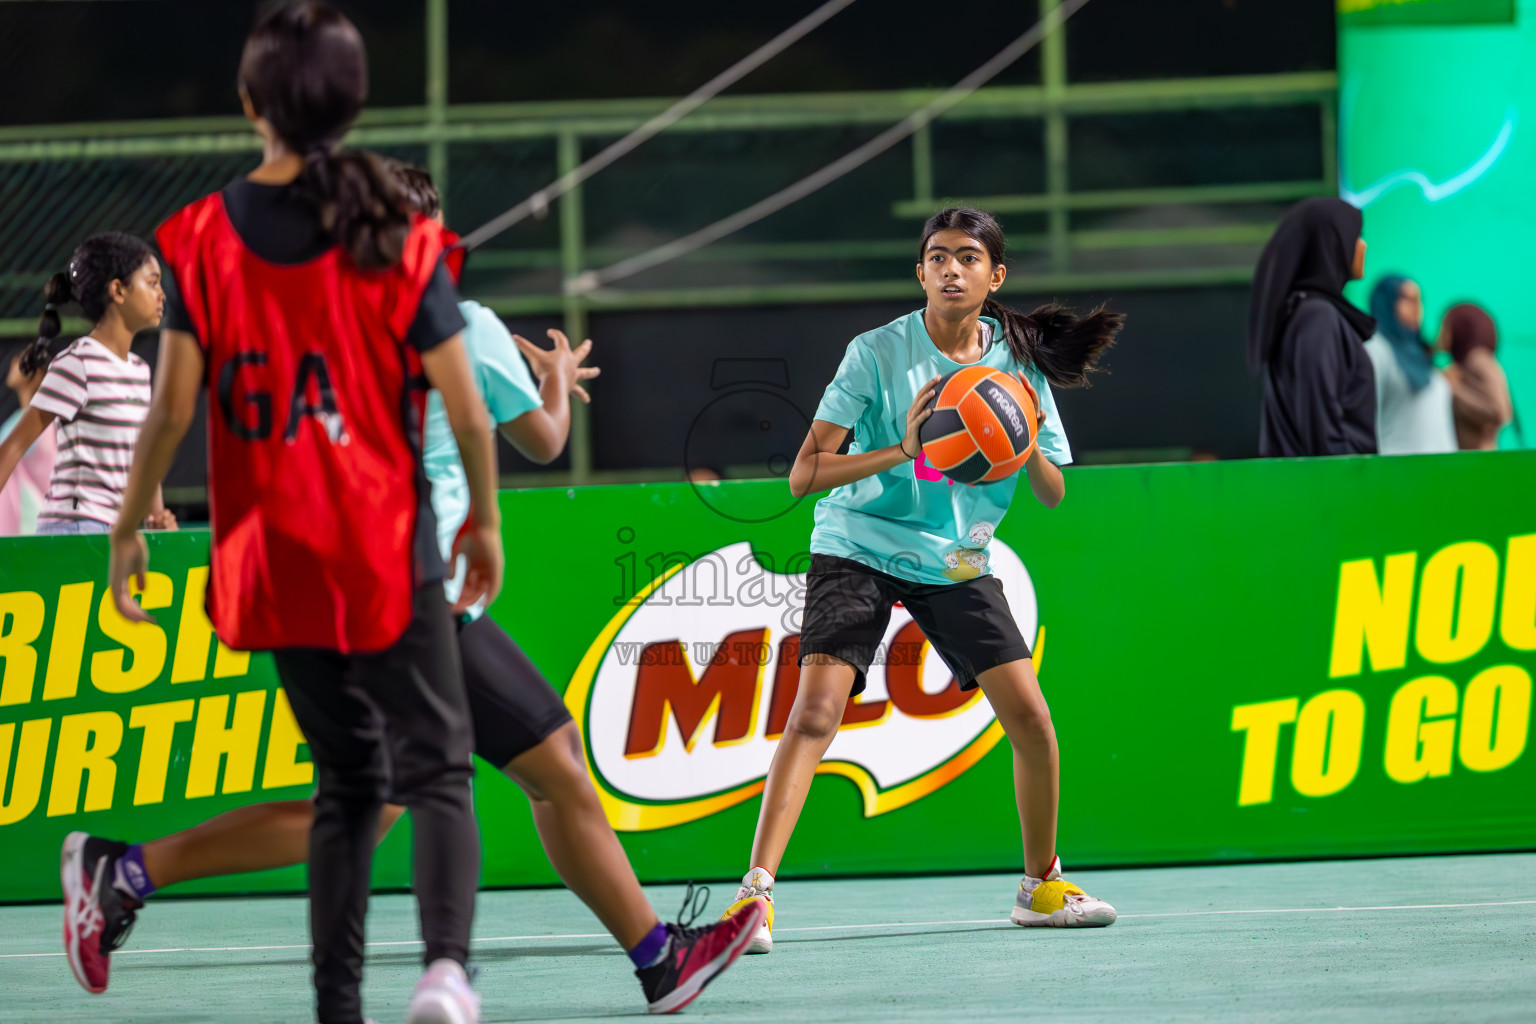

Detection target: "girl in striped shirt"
[0, 233, 175, 534]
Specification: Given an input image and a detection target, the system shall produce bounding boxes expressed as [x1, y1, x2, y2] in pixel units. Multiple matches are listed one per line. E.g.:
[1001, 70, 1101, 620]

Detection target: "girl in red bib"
[77, 6, 499, 1023]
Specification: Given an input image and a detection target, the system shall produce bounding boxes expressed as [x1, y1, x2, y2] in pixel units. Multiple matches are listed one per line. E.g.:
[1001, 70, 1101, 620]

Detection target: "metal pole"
[1319, 98, 1338, 194]
[426, 0, 449, 211]
[558, 131, 593, 483]
[912, 122, 933, 205]
[1040, 0, 1070, 273]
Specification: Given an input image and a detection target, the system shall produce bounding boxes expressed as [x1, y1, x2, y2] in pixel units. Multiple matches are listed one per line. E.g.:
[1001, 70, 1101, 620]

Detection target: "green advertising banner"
[1340, 0, 1516, 28]
[1339, 0, 1536, 444]
[3, 455, 1535, 902]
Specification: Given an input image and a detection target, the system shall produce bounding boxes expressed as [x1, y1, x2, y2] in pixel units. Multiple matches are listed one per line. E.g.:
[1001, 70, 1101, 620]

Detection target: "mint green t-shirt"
[423, 300, 543, 618]
[809, 309, 1071, 585]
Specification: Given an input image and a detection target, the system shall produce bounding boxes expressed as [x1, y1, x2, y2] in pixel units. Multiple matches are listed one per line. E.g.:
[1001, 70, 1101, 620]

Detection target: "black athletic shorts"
[458, 615, 573, 768]
[798, 553, 1032, 696]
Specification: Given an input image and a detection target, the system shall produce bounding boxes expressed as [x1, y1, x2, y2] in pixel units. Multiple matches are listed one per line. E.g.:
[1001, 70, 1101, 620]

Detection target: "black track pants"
[274, 586, 479, 1024]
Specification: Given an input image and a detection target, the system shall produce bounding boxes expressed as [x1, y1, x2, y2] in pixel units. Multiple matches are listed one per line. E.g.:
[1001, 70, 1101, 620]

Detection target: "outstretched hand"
[513, 329, 602, 403]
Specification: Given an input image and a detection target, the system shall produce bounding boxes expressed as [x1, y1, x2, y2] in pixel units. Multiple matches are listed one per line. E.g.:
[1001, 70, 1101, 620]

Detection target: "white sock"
[743, 866, 775, 892]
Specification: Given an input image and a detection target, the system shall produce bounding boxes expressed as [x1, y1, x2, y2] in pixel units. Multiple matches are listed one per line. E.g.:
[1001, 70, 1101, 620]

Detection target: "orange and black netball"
[918, 366, 1039, 484]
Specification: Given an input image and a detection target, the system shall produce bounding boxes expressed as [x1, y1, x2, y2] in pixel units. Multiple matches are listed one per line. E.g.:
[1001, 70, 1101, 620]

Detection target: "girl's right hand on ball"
[902, 375, 942, 459]
[1016, 372, 1046, 430]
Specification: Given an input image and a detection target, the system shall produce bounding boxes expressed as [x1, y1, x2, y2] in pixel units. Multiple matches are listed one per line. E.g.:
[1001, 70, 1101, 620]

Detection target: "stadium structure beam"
[558, 131, 593, 483]
[426, 0, 449, 212]
[1041, 0, 1071, 273]
[0, 75, 1338, 162]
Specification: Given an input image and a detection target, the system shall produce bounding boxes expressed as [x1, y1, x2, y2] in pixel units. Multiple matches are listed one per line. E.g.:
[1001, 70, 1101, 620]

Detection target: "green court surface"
[3, 853, 1533, 1023]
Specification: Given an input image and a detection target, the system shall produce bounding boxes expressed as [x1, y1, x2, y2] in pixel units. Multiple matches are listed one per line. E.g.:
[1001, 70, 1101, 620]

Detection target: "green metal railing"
[0, 0, 1336, 491]
[0, 71, 1337, 317]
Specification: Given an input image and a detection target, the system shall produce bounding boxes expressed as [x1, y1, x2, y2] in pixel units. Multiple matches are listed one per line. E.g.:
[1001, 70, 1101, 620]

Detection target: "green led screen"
[1339, 0, 1533, 446]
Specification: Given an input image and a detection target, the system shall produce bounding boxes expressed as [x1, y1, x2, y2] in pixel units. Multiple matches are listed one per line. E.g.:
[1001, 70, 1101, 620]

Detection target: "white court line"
[769, 899, 1536, 932]
[473, 932, 609, 942]
[2, 899, 1531, 959]
[1119, 899, 1536, 919]
[0, 932, 616, 959]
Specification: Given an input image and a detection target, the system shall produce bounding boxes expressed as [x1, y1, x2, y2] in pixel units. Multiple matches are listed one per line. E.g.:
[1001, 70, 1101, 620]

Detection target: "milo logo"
[566, 542, 1042, 831]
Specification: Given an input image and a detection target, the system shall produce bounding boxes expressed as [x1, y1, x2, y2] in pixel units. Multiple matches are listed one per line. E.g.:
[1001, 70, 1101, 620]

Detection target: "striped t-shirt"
[28, 336, 152, 528]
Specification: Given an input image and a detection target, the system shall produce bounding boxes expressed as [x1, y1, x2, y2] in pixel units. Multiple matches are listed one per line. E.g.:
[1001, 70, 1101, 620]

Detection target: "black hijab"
[1247, 197, 1377, 372]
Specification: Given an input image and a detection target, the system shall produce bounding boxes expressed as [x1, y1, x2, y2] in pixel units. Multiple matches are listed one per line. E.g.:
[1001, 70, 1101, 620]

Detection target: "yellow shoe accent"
[1029, 879, 1068, 915]
[1013, 875, 1115, 927]
[723, 894, 774, 954]
[723, 894, 773, 930]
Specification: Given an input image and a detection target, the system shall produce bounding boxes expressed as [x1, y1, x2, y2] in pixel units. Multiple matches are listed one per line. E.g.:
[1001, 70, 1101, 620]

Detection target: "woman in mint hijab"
[1363, 275, 1456, 454]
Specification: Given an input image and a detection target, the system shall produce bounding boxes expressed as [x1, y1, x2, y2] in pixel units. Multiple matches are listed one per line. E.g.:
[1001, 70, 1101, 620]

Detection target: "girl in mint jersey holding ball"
[724, 207, 1124, 951]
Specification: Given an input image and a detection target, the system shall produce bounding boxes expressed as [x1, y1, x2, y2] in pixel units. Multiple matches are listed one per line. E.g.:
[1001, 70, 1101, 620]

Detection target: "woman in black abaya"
[1248, 197, 1378, 457]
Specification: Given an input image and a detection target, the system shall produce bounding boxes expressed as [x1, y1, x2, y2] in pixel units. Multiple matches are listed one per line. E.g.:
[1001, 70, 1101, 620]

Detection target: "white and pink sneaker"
[60, 832, 141, 994]
[406, 958, 480, 1024]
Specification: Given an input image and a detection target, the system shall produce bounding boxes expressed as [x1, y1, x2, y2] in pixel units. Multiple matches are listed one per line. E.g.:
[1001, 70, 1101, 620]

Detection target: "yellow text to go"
[1230, 664, 1531, 806]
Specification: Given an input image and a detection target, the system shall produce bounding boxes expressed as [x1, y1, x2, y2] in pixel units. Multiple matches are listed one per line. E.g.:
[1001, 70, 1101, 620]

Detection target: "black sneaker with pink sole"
[61, 832, 141, 994]
[635, 884, 766, 1015]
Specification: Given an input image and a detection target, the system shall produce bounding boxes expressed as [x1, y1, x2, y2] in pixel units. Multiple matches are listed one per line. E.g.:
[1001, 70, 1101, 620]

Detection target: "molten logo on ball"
[985, 383, 1026, 435]
[919, 366, 1039, 485]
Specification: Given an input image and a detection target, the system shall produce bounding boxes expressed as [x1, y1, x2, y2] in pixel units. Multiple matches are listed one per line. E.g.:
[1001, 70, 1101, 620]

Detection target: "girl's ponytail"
[298, 146, 411, 271]
[24, 271, 71, 376]
[920, 207, 1123, 388]
[985, 297, 1123, 390]
[240, 2, 411, 271]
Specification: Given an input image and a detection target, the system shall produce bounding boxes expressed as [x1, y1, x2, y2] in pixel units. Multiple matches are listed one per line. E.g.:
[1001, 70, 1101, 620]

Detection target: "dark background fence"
[0, 0, 1338, 512]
